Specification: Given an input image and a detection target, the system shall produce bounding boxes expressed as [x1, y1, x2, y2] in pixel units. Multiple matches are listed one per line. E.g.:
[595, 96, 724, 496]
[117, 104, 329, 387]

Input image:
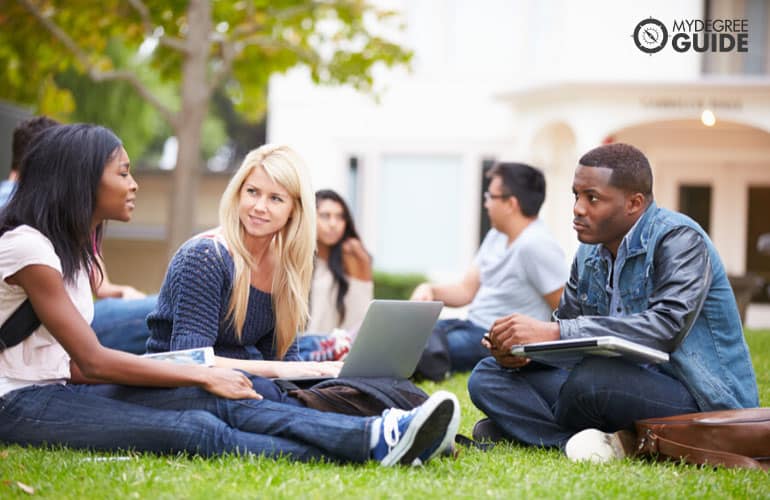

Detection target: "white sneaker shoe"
[565, 428, 635, 463]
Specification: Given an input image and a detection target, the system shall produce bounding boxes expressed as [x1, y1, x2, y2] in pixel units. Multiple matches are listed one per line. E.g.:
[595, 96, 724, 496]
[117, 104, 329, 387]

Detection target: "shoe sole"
[379, 390, 458, 467]
[419, 392, 461, 463]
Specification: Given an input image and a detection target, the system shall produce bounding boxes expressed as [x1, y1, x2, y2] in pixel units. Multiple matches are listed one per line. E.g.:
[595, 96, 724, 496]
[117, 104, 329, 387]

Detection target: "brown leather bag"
[634, 408, 770, 470]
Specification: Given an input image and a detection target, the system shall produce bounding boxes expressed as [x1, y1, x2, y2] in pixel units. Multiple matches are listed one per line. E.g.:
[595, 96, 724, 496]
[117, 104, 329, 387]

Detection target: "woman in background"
[298, 190, 374, 361]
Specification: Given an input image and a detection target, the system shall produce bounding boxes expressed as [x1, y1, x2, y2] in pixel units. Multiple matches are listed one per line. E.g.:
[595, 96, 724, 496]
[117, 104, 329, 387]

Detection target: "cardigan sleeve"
[167, 238, 230, 351]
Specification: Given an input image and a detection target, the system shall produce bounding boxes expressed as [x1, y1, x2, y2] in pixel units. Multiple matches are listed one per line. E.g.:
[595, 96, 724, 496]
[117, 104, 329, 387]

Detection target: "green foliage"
[54, 40, 175, 159]
[373, 270, 426, 300]
[1, 330, 769, 498]
[746, 328, 770, 406]
[0, 0, 412, 124]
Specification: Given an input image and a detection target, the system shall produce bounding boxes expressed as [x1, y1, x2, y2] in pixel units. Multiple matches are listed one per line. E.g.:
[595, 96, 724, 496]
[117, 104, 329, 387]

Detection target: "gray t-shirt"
[467, 220, 569, 330]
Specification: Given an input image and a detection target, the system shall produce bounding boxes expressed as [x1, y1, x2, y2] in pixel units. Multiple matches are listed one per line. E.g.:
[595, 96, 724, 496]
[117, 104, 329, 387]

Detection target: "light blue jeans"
[91, 295, 158, 354]
[0, 378, 373, 461]
[468, 356, 699, 448]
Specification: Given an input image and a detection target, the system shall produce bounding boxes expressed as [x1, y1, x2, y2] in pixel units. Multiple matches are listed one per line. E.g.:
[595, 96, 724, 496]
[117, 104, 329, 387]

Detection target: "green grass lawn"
[2, 330, 769, 499]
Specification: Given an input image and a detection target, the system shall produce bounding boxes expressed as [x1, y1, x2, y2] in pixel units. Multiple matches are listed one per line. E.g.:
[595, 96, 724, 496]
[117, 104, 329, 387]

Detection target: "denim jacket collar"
[623, 201, 657, 259]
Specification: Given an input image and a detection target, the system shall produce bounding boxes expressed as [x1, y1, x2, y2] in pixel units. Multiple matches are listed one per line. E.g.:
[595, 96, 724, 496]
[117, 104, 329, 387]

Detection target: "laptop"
[509, 336, 669, 366]
[280, 299, 443, 382]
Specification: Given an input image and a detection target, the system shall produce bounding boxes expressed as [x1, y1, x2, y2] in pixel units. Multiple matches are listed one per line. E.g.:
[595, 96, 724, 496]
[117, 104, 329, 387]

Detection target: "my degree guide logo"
[632, 16, 749, 54]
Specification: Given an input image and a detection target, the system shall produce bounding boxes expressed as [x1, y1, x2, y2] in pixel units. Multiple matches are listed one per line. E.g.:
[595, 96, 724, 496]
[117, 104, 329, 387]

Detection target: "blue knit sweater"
[145, 236, 300, 360]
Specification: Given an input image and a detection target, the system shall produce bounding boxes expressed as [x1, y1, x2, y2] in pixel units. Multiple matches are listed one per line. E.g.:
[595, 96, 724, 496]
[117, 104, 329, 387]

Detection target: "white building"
[267, 0, 770, 326]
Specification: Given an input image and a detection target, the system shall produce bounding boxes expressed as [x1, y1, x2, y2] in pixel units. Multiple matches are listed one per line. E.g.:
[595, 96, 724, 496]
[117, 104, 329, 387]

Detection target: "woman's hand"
[341, 238, 372, 281]
[200, 367, 262, 400]
[272, 361, 343, 379]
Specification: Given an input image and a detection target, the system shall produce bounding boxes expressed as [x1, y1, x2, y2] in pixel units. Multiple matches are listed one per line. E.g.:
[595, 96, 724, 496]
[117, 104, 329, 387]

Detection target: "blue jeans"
[468, 356, 699, 448]
[92, 295, 158, 354]
[0, 379, 373, 462]
[436, 319, 489, 372]
[297, 334, 327, 361]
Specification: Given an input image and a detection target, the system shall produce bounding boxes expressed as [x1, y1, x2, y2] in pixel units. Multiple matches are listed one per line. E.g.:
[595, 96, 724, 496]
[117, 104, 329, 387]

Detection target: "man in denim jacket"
[468, 143, 758, 462]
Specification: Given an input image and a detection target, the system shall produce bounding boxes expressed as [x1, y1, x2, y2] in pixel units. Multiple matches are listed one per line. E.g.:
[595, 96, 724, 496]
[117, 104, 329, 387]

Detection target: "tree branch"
[18, 0, 179, 129]
[238, 35, 321, 66]
[127, 0, 188, 53]
[208, 40, 236, 95]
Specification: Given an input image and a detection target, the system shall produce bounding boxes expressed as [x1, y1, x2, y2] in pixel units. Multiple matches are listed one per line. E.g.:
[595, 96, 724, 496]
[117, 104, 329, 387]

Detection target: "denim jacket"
[557, 202, 758, 411]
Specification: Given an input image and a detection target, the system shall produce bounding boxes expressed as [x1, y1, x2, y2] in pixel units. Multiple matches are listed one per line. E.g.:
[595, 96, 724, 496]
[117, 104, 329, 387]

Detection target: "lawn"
[2, 330, 769, 499]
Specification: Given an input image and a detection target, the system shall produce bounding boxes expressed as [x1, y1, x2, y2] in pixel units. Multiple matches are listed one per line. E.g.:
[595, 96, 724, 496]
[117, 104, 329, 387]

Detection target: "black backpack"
[0, 299, 40, 351]
[275, 376, 429, 416]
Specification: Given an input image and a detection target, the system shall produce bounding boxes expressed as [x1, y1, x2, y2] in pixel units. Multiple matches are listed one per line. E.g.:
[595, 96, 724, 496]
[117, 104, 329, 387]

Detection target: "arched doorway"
[608, 119, 770, 322]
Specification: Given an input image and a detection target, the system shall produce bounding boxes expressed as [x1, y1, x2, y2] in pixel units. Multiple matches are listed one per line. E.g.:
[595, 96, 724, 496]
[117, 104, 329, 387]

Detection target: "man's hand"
[481, 335, 530, 369]
[488, 313, 560, 353]
[119, 285, 146, 300]
[410, 283, 434, 301]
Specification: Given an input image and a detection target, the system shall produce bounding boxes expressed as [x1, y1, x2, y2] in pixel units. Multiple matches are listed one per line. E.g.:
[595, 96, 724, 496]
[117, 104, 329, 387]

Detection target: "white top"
[305, 258, 374, 334]
[0, 225, 94, 396]
[468, 221, 569, 330]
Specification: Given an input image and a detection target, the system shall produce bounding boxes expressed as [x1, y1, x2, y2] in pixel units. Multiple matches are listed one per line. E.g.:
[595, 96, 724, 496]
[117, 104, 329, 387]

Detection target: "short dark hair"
[579, 143, 653, 199]
[11, 116, 60, 173]
[486, 162, 546, 217]
[0, 124, 122, 283]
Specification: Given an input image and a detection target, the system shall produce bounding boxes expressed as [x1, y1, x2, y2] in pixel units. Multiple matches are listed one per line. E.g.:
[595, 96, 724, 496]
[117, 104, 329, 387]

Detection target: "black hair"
[579, 143, 653, 199]
[11, 116, 60, 173]
[315, 189, 362, 323]
[486, 162, 546, 216]
[0, 124, 122, 283]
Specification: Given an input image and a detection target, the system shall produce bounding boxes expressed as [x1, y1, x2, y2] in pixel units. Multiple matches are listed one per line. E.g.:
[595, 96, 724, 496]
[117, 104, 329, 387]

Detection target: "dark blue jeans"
[436, 319, 489, 372]
[92, 295, 158, 354]
[468, 356, 699, 448]
[0, 378, 372, 461]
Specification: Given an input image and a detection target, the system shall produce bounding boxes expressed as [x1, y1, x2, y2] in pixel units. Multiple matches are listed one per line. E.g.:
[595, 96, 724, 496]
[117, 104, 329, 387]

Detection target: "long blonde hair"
[218, 144, 316, 359]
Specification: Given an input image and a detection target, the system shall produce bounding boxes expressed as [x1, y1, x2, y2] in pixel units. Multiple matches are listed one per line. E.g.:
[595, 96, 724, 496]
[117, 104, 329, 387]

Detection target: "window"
[478, 157, 496, 244]
[702, 0, 770, 76]
[347, 156, 360, 221]
[678, 185, 712, 234]
[376, 154, 463, 275]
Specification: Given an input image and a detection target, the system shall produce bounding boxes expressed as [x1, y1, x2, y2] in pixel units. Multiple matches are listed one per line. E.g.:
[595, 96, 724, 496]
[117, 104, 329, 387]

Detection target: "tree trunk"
[167, 0, 212, 259]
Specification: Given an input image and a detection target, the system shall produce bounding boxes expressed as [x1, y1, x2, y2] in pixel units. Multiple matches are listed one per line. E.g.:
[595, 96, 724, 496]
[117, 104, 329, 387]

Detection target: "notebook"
[280, 299, 443, 382]
[142, 346, 215, 366]
[509, 336, 670, 366]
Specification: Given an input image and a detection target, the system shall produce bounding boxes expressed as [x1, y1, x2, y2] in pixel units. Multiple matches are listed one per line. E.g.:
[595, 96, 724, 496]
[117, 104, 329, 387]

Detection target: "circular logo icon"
[633, 17, 668, 54]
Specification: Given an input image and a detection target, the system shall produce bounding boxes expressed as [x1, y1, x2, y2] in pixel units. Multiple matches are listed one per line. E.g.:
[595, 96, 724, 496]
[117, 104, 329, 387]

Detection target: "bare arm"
[11, 264, 258, 400]
[410, 266, 481, 307]
[341, 238, 373, 281]
[214, 357, 342, 378]
[543, 287, 564, 311]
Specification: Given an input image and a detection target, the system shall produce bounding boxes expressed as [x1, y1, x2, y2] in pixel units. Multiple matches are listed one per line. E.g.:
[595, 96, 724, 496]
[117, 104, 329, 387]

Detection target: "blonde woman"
[146, 145, 339, 379]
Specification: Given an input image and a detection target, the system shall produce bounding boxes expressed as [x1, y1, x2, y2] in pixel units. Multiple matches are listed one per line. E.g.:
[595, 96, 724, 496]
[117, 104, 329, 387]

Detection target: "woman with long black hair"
[298, 190, 373, 361]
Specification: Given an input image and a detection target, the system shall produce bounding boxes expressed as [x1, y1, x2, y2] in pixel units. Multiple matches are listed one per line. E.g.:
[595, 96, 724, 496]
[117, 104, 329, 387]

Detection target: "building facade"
[266, 0, 770, 298]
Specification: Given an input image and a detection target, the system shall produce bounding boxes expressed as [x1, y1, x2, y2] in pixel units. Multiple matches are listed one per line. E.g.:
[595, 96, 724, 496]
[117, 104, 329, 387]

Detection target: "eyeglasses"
[483, 191, 512, 201]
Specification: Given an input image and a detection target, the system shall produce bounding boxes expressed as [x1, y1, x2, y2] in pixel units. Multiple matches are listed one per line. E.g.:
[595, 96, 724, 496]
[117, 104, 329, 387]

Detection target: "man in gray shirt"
[411, 162, 568, 380]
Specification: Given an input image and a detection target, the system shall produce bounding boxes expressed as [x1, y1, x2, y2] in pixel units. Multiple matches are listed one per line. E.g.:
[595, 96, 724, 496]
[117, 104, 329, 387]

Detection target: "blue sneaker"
[414, 392, 460, 465]
[371, 390, 460, 467]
